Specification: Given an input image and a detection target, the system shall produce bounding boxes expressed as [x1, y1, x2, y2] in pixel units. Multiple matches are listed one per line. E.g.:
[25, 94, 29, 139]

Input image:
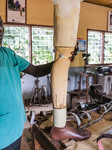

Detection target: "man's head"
[0, 16, 4, 44]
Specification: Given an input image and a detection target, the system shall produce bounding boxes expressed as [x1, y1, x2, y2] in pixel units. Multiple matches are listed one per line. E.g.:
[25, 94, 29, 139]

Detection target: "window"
[2, 25, 54, 65]
[3, 26, 29, 61]
[104, 32, 112, 63]
[88, 30, 112, 64]
[32, 27, 54, 65]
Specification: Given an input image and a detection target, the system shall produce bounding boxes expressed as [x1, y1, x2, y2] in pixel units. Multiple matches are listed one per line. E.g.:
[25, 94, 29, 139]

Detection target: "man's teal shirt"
[0, 47, 30, 149]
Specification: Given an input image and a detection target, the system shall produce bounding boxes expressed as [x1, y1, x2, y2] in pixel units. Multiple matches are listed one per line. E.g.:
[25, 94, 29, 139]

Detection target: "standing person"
[0, 16, 53, 150]
[14, 0, 20, 10]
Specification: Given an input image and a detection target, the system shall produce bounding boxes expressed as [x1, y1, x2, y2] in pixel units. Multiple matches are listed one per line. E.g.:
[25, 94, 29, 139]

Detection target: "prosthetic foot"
[50, 126, 91, 141]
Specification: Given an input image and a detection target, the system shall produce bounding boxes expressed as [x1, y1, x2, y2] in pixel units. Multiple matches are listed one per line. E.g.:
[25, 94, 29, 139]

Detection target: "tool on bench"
[67, 112, 82, 128]
[40, 110, 53, 118]
[97, 66, 111, 75]
[29, 111, 38, 132]
[30, 111, 37, 125]
[80, 104, 112, 129]
[29, 100, 112, 131]
[67, 102, 112, 129]
[77, 111, 92, 123]
[89, 84, 112, 104]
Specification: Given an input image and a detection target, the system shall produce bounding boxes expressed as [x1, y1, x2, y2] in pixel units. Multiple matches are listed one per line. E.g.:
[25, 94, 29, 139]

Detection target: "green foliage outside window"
[104, 33, 112, 63]
[2, 26, 29, 61]
[32, 27, 54, 65]
[2, 26, 54, 65]
[88, 30, 112, 64]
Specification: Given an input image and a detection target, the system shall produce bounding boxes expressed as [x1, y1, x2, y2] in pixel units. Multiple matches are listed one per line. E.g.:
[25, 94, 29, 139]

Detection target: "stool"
[79, 72, 96, 103]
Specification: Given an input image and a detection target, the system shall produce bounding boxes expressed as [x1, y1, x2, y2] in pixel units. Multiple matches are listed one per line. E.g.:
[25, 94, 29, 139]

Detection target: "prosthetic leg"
[50, 0, 91, 141]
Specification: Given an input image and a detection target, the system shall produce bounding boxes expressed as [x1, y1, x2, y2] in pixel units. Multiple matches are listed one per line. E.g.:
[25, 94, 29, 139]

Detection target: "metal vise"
[89, 84, 112, 103]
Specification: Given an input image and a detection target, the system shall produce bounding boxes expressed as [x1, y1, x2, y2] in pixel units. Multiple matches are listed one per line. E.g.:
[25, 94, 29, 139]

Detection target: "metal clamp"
[30, 111, 37, 125]
[78, 111, 92, 123]
[99, 105, 107, 113]
[67, 112, 82, 128]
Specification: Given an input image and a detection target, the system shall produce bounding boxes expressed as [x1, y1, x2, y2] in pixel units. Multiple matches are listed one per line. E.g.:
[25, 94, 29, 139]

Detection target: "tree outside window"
[88, 30, 112, 64]
[2, 25, 54, 65]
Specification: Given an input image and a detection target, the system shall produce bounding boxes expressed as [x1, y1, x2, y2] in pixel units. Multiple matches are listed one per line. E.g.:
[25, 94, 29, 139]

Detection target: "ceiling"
[83, 0, 112, 8]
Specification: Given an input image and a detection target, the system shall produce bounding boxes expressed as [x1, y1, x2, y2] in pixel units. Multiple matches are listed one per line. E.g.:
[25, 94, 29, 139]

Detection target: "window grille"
[2, 25, 54, 65]
[32, 27, 54, 65]
[88, 30, 112, 64]
[2, 26, 29, 61]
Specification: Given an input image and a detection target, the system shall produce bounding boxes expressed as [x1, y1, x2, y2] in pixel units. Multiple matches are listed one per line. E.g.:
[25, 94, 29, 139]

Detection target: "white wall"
[21, 73, 51, 100]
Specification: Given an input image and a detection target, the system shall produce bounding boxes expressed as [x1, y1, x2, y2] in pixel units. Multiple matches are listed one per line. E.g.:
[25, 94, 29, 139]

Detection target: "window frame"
[3, 23, 54, 64]
[31, 26, 54, 65]
[87, 29, 112, 66]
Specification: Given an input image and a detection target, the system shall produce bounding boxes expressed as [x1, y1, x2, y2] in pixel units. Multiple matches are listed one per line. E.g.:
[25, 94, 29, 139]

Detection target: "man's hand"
[23, 62, 54, 77]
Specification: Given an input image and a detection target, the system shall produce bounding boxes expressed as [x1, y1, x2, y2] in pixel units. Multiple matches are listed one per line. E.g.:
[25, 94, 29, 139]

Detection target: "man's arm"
[23, 62, 54, 77]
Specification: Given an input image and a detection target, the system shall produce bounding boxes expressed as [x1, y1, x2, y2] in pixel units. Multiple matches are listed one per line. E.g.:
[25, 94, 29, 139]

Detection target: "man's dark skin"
[23, 62, 53, 77]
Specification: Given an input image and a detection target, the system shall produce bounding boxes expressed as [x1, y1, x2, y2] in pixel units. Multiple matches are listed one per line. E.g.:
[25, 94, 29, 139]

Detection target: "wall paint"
[0, 0, 6, 21]
[78, 2, 112, 40]
[71, 3, 112, 67]
[0, 1, 112, 67]
[27, 0, 53, 26]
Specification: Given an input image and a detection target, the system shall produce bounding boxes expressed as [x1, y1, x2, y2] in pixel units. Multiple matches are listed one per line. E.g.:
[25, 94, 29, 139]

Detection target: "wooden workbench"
[32, 111, 112, 150]
[33, 124, 66, 150]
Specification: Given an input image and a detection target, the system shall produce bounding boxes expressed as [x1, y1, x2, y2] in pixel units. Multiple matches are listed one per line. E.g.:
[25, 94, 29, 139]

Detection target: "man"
[14, 1, 20, 10]
[0, 16, 53, 150]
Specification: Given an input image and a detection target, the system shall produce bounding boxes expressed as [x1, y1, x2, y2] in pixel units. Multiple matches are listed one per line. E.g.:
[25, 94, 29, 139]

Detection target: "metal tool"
[77, 111, 92, 123]
[80, 104, 112, 129]
[30, 111, 37, 125]
[40, 110, 53, 118]
[89, 84, 112, 104]
[67, 112, 81, 128]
